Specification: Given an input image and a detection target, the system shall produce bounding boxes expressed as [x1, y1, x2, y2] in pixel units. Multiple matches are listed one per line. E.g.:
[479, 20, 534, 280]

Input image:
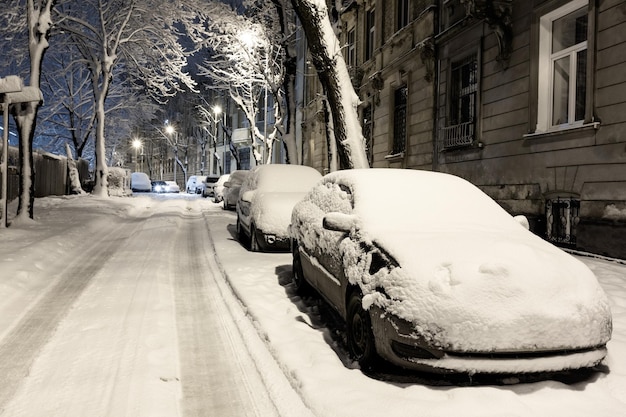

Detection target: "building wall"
[295, 0, 626, 258]
[434, 0, 626, 258]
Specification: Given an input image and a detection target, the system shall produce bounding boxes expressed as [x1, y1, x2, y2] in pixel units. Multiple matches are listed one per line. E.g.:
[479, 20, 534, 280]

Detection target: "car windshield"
[330, 169, 519, 234]
[256, 165, 321, 193]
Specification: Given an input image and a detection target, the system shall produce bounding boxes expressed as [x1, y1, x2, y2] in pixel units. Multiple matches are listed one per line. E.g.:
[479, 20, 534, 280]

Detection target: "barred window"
[546, 197, 580, 247]
[392, 86, 407, 154]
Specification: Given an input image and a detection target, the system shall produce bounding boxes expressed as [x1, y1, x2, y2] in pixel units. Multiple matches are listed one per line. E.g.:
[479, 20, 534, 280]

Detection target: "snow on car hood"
[252, 192, 308, 237]
[354, 225, 613, 353]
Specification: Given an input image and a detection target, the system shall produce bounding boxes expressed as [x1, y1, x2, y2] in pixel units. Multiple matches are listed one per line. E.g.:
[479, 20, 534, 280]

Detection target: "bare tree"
[197, 3, 298, 165]
[289, 0, 369, 169]
[54, 0, 200, 196]
[0, 0, 55, 222]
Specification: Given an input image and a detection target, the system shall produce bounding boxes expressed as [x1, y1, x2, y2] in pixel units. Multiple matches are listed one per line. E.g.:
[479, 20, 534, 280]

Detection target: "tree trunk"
[289, 0, 369, 170]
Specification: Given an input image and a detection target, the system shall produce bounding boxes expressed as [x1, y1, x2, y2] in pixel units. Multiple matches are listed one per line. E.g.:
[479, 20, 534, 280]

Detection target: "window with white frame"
[537, 0, 588, 132]
[397, 0, 409, 31]
[365, 8, 376, 61]
[347, 28, 356, 68]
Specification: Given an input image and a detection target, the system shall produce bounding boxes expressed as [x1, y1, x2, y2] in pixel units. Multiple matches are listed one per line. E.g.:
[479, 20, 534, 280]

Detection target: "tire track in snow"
[0, 218, 142, 412]
[173, 212, 279, 417]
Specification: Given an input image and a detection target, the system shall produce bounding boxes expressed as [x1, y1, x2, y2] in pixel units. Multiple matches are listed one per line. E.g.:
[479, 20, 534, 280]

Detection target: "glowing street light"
[132, 138, 142, 172]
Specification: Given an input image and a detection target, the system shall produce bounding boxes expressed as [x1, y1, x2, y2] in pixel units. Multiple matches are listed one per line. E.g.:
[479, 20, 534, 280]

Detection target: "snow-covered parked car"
[186, 175, 204, 194]
[289, 168, 612, 374]
[131, 172, 151, 192]
[164, 181, 180, 193]
[201, 175, 220, 198]
[223, 170, 249, 210]
[237, 164, 321, 252]
[211, 174, 230, 202]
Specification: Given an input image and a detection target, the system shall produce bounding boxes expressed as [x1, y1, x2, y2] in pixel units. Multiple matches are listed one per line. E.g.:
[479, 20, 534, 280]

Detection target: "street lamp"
[165, 124, 178, 183]
[132, 138, 142, 172]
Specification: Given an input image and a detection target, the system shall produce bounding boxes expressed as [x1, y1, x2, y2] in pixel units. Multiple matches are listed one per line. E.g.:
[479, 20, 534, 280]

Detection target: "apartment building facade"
[298, 0, 626, 258]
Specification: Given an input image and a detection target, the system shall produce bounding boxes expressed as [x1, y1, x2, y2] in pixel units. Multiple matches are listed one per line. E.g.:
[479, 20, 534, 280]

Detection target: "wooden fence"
[3, 145, 90, 201]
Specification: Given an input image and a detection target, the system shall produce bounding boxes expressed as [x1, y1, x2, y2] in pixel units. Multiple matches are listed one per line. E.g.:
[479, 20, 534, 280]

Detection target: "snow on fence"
[2, 145, 89, 200]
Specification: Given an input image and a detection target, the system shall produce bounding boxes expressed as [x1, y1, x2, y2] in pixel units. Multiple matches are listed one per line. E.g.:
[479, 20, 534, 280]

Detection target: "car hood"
[357, 227, 612, 353]
[252, 192, 307, 237]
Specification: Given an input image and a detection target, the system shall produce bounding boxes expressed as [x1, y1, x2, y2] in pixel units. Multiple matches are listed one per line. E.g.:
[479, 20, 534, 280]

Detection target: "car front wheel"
[250, 224, 260, 252]
[347, 291, 377, 369]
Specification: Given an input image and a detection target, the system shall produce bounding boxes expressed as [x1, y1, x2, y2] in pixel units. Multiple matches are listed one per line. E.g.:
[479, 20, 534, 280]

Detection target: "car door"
[311, 181, 354, 313]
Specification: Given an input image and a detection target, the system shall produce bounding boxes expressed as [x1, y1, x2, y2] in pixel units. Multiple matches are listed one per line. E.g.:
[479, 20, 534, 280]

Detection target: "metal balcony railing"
[439, 121, 474, 149]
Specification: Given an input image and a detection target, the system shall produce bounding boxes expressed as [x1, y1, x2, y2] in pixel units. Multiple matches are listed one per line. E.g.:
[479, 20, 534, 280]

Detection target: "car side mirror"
[241, 190, 255, 203]
[513, 215, 530, 230]
[323, 212, 358, 233]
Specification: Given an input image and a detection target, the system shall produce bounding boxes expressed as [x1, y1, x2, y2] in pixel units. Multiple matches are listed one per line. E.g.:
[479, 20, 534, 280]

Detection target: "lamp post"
[165, 124, 177, 183]
[213, 105, 222, 175]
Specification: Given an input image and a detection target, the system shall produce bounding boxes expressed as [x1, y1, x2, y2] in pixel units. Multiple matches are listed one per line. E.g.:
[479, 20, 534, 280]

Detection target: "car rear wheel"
[347, 291, 377, 369]
[292, 247, 310, 294]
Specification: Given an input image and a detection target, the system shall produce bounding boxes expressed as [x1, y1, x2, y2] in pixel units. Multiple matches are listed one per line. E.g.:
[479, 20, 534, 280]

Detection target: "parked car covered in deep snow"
[211, 174, 230, 202]
[223, 170, 249, 210]
[289, 168, 612, 374]
[186, 175, 204, 194]
[237, 164, 321, 252]
[131, 172, 151, 192]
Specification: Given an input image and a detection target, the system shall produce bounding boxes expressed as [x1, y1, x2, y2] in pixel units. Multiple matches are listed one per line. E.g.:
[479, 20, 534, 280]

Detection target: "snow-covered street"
[0, 194, 624, 416]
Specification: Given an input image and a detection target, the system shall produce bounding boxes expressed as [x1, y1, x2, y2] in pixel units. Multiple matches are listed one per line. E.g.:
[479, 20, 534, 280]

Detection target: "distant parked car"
[201, 175, 221, 198]
[164, 181, 180, 193]
[289, 168, 612, 374]
[223, 170, 249, 210]
[237, 164, 321, 252]
[151, 180, 167, 193]
[186, 175, 204, 194]
[212, 174, 230, 203]
[131, 172, 151, 192]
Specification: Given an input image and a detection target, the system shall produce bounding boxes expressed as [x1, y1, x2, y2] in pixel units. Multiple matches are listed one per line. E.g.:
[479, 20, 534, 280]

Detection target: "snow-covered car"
[164, 181, 180, 193]
[131, 172, 151, 192]
[151, 180, 167, 193]
[223, 170, 249, 210]
[186, 175, 204, 194]
[201, 175, 221, 198]
[211, 174, 230, 202]
[237, 164, 321, 252]
[289, 168, 612, 374]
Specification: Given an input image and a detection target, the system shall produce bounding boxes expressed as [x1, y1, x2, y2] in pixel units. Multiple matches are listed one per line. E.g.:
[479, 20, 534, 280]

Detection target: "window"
[365, 8, 375, 61]
[346, 28, 356, 68]
[397, 0, 409, 31]
[440, 53, 478, 149]
[392, 86, 407, 154]
[546, 197, 580, 247]
[537, 0, 588, 132]
[362, 105, 373, 165]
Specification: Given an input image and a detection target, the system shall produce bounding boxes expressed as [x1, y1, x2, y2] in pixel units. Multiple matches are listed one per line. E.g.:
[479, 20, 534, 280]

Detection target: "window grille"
[546, 197, 580, 247]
